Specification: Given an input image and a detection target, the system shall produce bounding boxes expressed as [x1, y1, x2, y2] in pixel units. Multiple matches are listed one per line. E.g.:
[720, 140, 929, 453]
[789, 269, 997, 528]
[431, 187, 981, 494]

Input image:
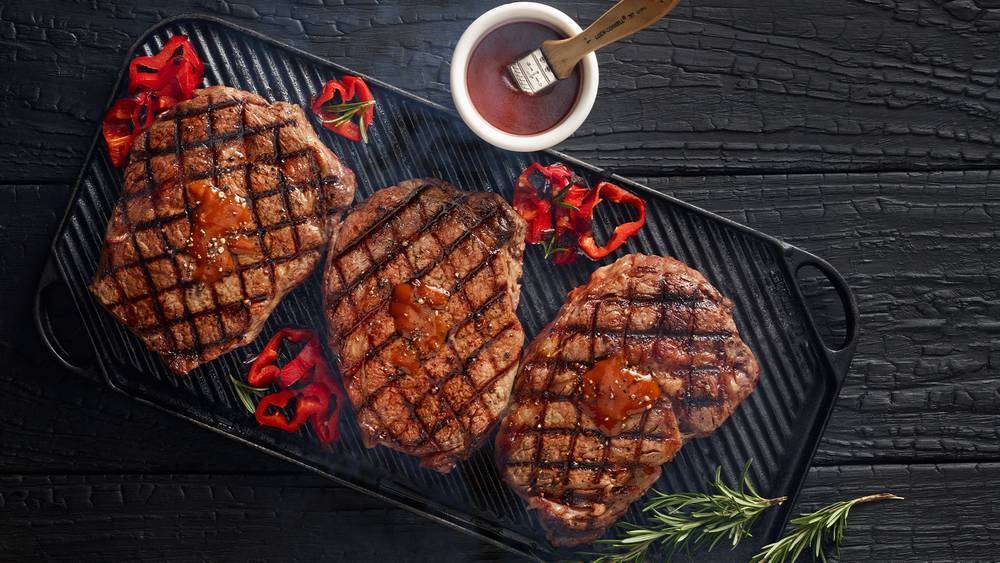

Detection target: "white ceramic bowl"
[450, 2, 599, 152]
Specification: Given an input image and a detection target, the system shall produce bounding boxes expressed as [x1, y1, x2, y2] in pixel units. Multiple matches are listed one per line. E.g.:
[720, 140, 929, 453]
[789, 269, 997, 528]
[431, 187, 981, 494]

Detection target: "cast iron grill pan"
[37, 16, 859, 561]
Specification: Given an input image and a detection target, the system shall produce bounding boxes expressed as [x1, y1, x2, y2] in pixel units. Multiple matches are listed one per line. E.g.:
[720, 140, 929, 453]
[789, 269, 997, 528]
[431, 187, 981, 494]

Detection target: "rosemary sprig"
[750, 492, 903, 563]
[321, 100, 375, 113]
[228, 373, 268, 414]
[541, 233, 569, 259]
[553, 184, 579, 211]
[318, 99, 375, 141]
[585, 461, 785, 562]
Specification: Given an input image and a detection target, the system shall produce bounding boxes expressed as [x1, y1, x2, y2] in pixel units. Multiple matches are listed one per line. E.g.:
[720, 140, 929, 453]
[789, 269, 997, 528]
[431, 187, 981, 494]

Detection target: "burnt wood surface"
[1, 0, 998, 561]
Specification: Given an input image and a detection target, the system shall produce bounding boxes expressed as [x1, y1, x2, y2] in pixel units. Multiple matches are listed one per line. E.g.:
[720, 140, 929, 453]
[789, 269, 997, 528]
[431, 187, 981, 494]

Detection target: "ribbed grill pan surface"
[46, 16, 858, 560]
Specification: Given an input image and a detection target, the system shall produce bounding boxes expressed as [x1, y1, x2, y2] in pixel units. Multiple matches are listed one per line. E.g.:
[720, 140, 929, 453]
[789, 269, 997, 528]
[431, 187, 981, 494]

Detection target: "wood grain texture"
[4, 0, 1000, 560]
[0, 185, 68, 350]
[0, 472, 516, 561]
[795, 463, 1000, 561]
[0, 346, 286, 474]
[0, 464, 993, 562]
[3, 0, 1000, 183]
[640, 171, 1000, 463]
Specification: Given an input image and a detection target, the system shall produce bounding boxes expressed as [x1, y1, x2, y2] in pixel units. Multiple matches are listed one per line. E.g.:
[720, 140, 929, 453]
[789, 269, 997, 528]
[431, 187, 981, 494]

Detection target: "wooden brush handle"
[541, 0, 681, 79]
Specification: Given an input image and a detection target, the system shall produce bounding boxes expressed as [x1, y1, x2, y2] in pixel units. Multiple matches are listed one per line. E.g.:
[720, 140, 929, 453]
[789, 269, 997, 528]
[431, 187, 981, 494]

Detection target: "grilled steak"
[323, 179, 526, 473]
[91, 86, 356, 374]
[496, 254, 760, 546]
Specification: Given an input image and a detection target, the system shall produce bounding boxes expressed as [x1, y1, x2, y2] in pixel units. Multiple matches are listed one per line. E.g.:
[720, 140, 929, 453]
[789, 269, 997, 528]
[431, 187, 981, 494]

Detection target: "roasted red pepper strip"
[103, 34, 204, 167]
[310, 76, 376, 142]
[513, 163, 646, 264]
[102, 97, 143, 168]
[572, 181, 646, 261]
[279, 339, 326, 389]
[246, 328, 316, 387]
[512, 163, 573, 244]
[254, 383, 330, 432]
[244, 327, 345, 444]
[309, 361, 346, 444]
[101, 91, 169, 167]
[128, 35, 204, 99]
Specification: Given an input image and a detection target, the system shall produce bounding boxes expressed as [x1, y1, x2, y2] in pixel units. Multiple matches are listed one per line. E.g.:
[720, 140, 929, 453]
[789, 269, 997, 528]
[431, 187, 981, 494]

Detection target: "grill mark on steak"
[340, 244, 511, 380]
[561, 327, 733, 342]
[496, 254, 760, 546]
[502, 426, 673, 442]
[423, 319, 521, 437]
[323, 186, 472, 346]
[91, 86, 356, 374]
[327, 182, 436, 265]
[332, 196, 508, 377]
[587, 279, 637, 496]
[324, 179, 526, 473]
[346, 264, 511, 454]
[331, 193, 501, 344]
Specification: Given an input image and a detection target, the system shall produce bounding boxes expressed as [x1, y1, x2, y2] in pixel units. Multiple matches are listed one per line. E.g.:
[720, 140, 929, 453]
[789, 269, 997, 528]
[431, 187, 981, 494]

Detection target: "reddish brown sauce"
[466, 21, 581, 135]
[580, 355, 661, 434]
[187, 179, 253, 282]
[388, 282, 450, 374]
[389, 347, 421, 375]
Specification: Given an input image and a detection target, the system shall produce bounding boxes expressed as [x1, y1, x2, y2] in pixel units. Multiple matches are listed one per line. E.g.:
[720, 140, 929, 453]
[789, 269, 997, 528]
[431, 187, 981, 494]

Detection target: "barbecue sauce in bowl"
[466, 22, 581, 135]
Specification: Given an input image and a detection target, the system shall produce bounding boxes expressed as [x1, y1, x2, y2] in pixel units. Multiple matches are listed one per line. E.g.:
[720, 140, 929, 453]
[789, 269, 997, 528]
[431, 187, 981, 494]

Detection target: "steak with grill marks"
[496, 254, 760, 546]
[323, 179, 526, 473]
[91, 86, 356, 375]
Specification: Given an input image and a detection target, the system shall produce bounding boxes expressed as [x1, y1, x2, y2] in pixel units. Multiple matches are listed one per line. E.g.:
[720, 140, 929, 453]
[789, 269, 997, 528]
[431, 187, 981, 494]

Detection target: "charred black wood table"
[2, 1, 998, 561]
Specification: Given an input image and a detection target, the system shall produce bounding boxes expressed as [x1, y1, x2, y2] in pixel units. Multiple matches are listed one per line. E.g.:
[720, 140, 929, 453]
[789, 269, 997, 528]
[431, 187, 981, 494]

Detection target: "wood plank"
[0, 185, 69, 350]
[0, 472, 517, 561]
[0, 463, 994, 561]
[0, 346, 286, 474]
[638, 170, 1000, 464]
[3, 0, 1000, 183]
[795, 463, 1000, 561]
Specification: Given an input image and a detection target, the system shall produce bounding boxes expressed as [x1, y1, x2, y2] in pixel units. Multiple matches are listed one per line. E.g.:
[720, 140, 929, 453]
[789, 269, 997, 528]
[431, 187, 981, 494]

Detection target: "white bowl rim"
[450, 2, 599, 153]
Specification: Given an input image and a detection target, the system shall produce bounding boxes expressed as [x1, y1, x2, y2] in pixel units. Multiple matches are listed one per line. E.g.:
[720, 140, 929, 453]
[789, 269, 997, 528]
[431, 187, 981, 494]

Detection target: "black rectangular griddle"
[34, 15, 859, 561]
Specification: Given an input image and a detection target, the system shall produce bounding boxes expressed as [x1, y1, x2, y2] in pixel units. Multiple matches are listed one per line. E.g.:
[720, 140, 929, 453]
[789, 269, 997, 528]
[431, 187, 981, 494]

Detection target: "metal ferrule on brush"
[507, 48, 558, 95]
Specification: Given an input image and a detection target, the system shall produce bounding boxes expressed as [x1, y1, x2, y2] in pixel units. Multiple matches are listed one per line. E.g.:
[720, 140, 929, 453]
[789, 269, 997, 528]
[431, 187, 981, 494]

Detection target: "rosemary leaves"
[580, 460, 902, 563]
[228, 372, 267, 414]
[586, 461, 784, 562]
[750, 493, 904, 563]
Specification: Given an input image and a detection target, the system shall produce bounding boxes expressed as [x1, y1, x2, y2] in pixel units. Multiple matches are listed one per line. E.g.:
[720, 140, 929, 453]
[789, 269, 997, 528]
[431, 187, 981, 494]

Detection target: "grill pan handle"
[781, 245, 860, 379]
[34, 259, 98, 378]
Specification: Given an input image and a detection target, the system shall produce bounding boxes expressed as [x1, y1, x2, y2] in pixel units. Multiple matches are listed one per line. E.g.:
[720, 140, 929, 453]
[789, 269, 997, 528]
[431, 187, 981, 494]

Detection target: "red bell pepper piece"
[512, 163, 573, 244]
[101, 91, 171, 167]
[512, 162, 647, 264]
[246, 328, 316, 387]
[103, 34, 205, 167]
[279, 340, 328, 388]
[242, 327, 346, 445]
[574, 181, 647, 261]
[128, 35, 204, 100]
[311, 76, 376, 142]
[308, 362, 347, 444]
[255, 382, 330, 432]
